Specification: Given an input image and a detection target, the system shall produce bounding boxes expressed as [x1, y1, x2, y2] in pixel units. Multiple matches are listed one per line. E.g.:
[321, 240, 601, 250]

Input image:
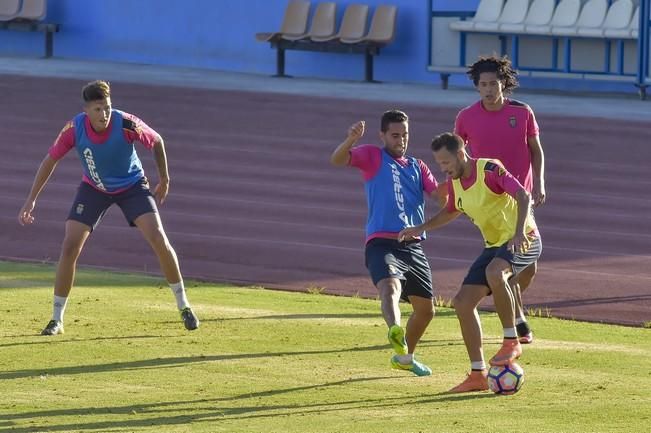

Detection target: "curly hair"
[467, 55, 519, 94]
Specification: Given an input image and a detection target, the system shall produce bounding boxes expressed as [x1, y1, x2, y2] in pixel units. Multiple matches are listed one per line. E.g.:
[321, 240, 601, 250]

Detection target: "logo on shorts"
[509, 116, 517, 128]
[388, 264, 398, 275]
[76, 204, 84, 215]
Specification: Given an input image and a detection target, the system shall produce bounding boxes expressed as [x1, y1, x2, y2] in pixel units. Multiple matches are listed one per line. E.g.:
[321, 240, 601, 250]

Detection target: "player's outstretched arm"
[508, 188, 533, 254]
[18, 154, 59, 226]
[528, 135, 546, 207]
[152, 136, 170, 205]
[330, 121, 364, 167]
[398, 208, 461, 241]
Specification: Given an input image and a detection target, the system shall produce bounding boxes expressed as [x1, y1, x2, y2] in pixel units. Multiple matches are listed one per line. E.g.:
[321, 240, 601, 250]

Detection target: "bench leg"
[364, 51, 374, 82]
[274, 47, 288, 77]
[440, 73, 450, 90]
[44, 30, 53, 58]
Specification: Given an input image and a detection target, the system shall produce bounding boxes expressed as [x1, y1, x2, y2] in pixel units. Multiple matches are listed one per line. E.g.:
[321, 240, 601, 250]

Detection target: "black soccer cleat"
[41, 320, 64, 336]
[180, 307, 200, 331]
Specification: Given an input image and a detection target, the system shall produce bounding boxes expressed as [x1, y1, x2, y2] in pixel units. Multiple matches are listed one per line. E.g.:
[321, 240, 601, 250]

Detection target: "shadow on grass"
[0, 337, 465, 380]
[185, 308, 458, 324]
[0, 334, 161, 348]
[0, 377, 497, 432]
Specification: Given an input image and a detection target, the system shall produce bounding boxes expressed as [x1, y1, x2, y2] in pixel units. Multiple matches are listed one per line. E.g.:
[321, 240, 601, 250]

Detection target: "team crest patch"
[388, 264, 398, 275]
[76, 204, 84, 215]
[509, 116, 517, 128]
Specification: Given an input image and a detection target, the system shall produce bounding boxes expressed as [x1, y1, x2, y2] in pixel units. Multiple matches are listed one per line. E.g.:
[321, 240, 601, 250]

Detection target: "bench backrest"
[280, 1, 311, 36]
[472, 0, 505, 23]
[549, 0, 581, 27]
[364, 5, 397, 43]
[18, 0, 48, 21]
[497, 0, 529, 25]
[629, 5, 639, 31]
[337, 4, 369, 40]
[601, 0, 633, 30]
[308, 2, 336, 38]
[524, 0, 555, 26]
[0, 0, 22, 20]
[575, 0, 608, 29]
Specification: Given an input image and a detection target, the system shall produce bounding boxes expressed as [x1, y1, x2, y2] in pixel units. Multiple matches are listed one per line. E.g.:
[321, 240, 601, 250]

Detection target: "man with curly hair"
[454, 55, 546, 347]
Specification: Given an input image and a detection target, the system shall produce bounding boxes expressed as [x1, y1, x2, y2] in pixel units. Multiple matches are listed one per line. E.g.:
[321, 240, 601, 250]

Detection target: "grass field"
[1, 261, 650, 433]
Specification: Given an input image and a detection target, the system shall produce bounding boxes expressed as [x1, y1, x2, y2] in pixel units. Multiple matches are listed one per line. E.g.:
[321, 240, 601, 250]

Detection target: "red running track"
[1, 75, 650, 326]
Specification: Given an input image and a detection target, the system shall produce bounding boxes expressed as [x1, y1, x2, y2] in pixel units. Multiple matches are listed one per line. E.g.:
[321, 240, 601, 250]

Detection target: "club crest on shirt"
[509, 116, 517, 128]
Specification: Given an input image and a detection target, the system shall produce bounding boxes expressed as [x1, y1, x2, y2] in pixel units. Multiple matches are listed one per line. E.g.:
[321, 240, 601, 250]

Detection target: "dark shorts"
[364, 238, 434, 301]
[67, 178, 158, 231]
[462, 235, 542, 288]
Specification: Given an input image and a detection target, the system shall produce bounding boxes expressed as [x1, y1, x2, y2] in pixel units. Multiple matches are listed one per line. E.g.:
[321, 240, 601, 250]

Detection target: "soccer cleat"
[180, 307, 200, 331]
[390, 355, 432, 377]
[489, 339, 523, 366]
[387, 324, 408, 355]
[518, 331, 534, 344]
[41, 320, 64, 336]
[448, 370, 489, 393]
[516, 322, 534, 344]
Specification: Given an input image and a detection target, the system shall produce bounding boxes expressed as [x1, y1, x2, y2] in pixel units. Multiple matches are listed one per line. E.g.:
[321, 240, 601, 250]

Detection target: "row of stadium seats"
[255, 1, 397, 82]
[256, 1, 396, 45]
[0, 0, 47, 21]
[0, 0, 58, 57]
[450, 0, 640, 40]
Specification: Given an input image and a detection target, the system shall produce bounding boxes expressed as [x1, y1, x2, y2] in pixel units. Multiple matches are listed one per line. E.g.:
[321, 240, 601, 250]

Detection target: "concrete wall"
[0, 0, 648, 93]
[0, 0, 434, 83]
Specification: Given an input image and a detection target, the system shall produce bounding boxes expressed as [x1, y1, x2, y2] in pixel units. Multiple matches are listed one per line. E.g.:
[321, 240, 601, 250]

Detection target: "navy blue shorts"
[463, 236, 542, 287]
[364, 238, 434, 301]
[67, 178, 158, 231]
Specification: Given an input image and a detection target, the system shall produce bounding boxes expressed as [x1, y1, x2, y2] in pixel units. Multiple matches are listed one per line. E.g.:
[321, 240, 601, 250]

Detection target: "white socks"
[52, 295, 68, 322]
[503, 327, 518, 338]
[396, 353, 414, 364]
[170, 281, 190, 310]
[471, 361, 486, 371]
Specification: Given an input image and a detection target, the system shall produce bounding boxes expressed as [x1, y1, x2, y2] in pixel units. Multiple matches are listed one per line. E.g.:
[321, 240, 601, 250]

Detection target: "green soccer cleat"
[41, 320, 64, 336]
[391, 355, 432, 377]
[387, 324, 408, 355]
[180, 307, 200, 331]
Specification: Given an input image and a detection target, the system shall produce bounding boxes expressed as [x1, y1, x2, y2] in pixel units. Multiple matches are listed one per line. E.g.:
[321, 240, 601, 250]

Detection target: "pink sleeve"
[349, 145, 382, 181]
[445, 180, 457, 212]
[454, 111, 468, 142]
[121, 112, 160, 150]
[48, 121, 76, 160]
[417, 159, 439, 194]
[484, 162, 525, 197]
[527, 106, 539, 137]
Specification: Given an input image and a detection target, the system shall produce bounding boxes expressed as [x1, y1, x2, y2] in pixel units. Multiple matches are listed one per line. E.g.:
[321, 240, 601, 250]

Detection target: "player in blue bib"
[330, 110, 444, 376]
[18, 80, 199, 335]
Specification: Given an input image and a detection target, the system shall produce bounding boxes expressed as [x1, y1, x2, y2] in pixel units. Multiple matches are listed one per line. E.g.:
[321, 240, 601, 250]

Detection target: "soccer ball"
[487, 362, 525, 395]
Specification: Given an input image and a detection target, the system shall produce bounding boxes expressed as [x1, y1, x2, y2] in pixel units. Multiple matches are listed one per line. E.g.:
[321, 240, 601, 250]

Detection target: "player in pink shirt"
[18, 80, 199, 335]
[454, 55, 546, 344]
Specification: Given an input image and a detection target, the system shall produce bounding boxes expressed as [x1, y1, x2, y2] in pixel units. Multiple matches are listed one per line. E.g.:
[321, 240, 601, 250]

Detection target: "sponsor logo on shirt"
[390, 164, 408, 224]
[83, 148, 106, 191]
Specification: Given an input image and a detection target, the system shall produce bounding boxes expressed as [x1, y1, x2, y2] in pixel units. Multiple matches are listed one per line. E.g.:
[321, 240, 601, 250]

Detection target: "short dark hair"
[467, 55, 519, 94]
[82, 80, 111, 102]
[431, 132, 464, 153]
[380, 110, 408, 132]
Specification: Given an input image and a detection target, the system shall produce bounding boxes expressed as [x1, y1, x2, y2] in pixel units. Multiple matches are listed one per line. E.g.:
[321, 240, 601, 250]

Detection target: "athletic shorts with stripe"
[365, 238, 434, 301]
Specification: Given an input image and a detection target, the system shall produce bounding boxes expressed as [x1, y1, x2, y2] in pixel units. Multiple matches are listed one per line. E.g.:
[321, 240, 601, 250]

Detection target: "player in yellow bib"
[399, 132, 542, 393]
